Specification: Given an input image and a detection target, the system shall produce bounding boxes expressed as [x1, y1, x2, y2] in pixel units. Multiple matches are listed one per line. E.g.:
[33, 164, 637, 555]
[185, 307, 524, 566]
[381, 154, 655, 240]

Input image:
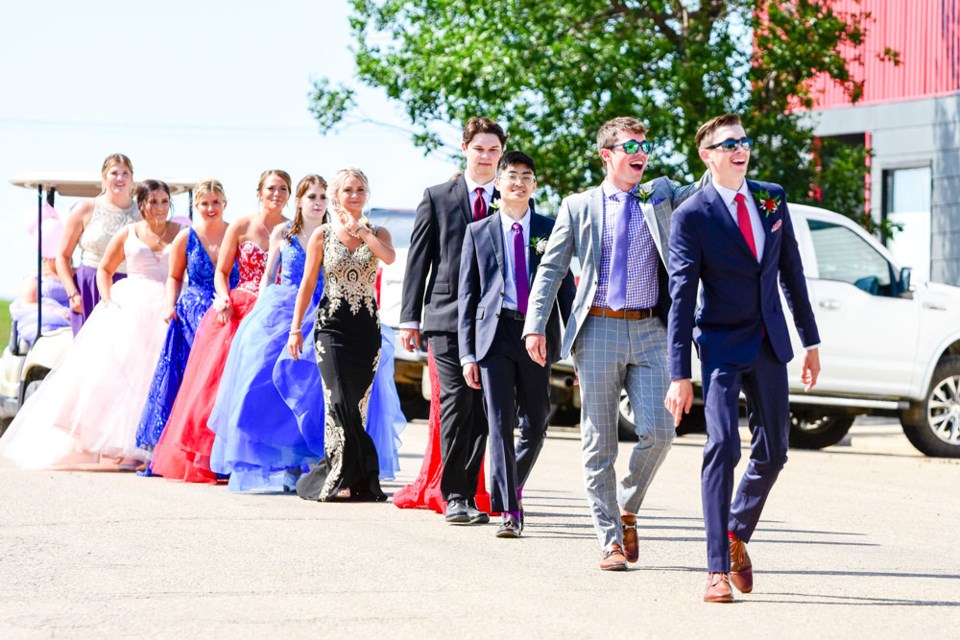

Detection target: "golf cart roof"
[10, 173, 198, 197]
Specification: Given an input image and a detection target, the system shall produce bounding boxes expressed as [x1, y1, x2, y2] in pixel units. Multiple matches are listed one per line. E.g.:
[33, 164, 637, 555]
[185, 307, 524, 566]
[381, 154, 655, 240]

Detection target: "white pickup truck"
[620, 202, 960, 458]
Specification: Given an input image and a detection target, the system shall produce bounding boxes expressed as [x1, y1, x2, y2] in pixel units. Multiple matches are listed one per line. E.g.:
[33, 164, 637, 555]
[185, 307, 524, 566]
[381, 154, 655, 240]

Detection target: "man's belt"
[587, 305, 658, 320]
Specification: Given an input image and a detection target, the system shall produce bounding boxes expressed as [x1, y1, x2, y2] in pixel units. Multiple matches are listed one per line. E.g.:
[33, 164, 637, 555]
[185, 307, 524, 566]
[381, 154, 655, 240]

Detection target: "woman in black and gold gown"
[287, 168, 396, 501]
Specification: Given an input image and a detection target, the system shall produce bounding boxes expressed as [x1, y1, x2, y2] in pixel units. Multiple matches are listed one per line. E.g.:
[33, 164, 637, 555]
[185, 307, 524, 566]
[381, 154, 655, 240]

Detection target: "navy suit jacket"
[459, 211, 575, 364]
[667, 180, 820, 380]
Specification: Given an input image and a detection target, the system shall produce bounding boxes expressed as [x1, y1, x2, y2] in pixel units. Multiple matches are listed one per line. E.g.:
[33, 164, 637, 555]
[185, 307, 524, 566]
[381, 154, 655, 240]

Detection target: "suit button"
[499, 291, 505, 297]
[495, 313, 500, 318]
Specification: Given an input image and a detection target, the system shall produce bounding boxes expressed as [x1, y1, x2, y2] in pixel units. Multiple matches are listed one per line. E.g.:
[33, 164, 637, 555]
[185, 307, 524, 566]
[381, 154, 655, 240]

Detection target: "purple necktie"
[473, 187, 487, 222]
[607, 192, 632, 310]
[512, 222, 529, 315]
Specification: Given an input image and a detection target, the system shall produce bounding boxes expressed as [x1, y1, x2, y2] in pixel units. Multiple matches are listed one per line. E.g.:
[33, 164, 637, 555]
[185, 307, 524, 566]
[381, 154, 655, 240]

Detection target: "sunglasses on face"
[608, 139, 653, 155]
[705, 137, 754, 152]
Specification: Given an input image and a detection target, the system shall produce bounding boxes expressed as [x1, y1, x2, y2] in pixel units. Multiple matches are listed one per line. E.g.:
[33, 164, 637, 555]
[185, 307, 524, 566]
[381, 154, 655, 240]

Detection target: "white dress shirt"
[713, 179, 764, 262]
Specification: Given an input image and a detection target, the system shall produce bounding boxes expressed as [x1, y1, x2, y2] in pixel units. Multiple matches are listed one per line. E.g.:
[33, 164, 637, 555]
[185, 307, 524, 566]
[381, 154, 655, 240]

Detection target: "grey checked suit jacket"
[523, 176, 699, 359]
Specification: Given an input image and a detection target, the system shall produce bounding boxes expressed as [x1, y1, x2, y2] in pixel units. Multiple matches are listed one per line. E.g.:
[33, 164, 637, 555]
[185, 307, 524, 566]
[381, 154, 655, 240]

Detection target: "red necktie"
[473, 187, 487, 222]
[734, 193, 758, 260]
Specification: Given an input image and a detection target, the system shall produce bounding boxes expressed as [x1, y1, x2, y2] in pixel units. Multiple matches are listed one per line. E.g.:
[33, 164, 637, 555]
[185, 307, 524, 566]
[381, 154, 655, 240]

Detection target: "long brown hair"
[286, 174, 328, 240]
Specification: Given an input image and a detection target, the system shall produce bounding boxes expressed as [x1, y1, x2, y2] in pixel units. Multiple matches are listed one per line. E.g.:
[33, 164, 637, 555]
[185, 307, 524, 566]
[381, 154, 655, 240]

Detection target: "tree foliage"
[313, 0, 896, 227]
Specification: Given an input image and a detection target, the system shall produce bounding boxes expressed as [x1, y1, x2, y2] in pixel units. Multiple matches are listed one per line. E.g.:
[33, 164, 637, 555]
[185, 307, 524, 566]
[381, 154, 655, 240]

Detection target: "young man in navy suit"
[458, 151, 574, 537]
[665, 114, 821, 602]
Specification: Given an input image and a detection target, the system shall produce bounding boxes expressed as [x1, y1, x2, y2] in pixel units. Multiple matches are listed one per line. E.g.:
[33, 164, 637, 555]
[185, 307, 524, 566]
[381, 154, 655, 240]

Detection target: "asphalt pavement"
[1, 418, 958, 639]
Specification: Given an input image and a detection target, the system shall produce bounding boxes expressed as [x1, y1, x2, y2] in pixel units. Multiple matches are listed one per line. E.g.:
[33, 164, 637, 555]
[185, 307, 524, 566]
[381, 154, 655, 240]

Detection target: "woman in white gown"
[0, 180, 181, 470]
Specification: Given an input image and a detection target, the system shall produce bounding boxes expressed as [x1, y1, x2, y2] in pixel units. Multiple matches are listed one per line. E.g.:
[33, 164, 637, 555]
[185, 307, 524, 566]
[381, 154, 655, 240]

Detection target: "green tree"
[312, 0, 896, 226]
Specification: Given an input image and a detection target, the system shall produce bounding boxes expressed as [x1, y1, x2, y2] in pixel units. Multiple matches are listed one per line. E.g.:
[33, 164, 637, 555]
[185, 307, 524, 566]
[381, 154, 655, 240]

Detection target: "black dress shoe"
[495, 514, 521, 538]
[444, 499, 470, 524]
[465, 500, 490, 525]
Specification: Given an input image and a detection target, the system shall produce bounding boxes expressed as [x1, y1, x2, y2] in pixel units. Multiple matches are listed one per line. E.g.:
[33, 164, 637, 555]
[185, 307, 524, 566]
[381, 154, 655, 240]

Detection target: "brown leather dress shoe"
[729, 537, 754, 593]
[703, 572, 734, 603]
[621, 514, 639, 563]
[599, 544, 628, 571]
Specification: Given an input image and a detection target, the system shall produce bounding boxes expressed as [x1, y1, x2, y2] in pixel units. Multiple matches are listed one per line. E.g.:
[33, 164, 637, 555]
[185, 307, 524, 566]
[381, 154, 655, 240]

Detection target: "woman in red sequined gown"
[151, 170, 292, 482]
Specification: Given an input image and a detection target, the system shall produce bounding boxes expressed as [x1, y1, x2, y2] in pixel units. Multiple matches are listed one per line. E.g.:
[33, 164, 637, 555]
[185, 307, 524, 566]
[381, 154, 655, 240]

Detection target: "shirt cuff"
[399, 321, 420, 330]
[460, 355, 477, 366]
[804, 343, 820, 350]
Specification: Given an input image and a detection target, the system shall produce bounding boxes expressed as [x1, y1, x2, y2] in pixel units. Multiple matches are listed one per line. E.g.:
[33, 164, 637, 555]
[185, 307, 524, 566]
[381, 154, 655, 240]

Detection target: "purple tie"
[607, 192, 632, 310]
[473, 187, 487, 222]
[512, 222, 529, 315]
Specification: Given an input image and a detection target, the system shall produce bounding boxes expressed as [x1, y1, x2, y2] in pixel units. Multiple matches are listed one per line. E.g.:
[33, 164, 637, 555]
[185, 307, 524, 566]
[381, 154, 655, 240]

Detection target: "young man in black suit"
[399, 117, 506, 524]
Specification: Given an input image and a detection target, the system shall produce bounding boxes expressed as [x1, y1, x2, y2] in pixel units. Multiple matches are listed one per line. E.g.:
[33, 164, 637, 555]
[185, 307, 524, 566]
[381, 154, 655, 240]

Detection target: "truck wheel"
[900, 357, 960, 458]
[789, 412, 854, 449]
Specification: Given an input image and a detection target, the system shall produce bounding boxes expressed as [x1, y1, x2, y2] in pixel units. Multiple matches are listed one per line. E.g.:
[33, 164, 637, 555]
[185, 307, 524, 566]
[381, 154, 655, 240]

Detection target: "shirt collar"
[465, 174, 495, 196]
[500, 209, 531, 235]
[601, 179, 631, 201]
[713, 179, 749, 206]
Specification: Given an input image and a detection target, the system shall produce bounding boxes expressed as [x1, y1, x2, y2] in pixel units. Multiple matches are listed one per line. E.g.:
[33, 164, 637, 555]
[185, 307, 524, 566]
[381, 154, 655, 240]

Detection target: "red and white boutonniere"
[754, 189, 781, 218]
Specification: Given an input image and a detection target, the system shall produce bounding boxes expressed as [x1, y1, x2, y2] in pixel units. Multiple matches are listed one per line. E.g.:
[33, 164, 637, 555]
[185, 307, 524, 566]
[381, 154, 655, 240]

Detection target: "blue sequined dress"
[136, 228, 238, 451]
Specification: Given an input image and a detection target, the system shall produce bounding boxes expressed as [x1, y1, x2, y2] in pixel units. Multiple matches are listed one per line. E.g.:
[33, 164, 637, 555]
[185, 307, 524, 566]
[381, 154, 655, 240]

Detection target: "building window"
[882, 166, 932, 282]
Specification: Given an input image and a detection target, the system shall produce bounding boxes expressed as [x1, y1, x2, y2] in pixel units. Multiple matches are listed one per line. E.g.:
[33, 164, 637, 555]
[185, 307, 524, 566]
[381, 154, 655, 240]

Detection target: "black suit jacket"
[402, 175, 534, 334]
[458, 212, 575, 364]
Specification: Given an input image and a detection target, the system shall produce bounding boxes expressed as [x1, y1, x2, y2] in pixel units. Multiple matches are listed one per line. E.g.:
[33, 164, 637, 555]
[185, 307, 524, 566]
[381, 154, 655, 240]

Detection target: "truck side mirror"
[899, 266, 912, 296]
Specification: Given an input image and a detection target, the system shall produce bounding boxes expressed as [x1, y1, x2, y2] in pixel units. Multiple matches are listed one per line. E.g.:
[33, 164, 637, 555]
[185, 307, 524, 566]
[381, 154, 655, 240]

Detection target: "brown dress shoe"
[703, 572, 734, 603]
[729, 537, 753, 593]
[599, 544, 628, 571]
[621, 514, 639, 563]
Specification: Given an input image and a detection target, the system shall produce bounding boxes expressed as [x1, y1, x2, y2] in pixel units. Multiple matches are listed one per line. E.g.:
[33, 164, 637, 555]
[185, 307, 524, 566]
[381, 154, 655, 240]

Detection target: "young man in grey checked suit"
[523, 116, 700, 570]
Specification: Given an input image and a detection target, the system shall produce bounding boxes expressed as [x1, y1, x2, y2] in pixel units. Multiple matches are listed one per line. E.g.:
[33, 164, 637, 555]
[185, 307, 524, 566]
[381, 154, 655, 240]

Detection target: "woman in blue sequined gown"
[136, 180, 238, 454]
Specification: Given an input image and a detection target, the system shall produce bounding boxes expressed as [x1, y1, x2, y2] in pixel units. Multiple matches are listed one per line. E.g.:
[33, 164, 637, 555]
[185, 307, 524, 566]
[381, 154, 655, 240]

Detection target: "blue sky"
[0, 0, 458, 297]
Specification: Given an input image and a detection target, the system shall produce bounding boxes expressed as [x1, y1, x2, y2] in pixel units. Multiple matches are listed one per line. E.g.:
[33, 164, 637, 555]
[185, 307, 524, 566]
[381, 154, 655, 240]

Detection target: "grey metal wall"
[807, 93, 960, 284]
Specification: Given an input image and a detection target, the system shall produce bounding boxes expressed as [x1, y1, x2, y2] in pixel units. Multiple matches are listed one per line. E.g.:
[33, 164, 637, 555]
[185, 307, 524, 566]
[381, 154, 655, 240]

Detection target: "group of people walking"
[0, 159, 405, 500]
[2, 110, 822, 604]
[395, 114, 820, 604]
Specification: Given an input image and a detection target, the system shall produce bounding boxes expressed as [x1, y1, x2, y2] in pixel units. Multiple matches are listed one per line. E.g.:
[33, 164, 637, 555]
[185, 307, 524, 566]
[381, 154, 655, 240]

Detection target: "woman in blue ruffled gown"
[210, 175, 406, 492]
[136, 180, 238, 455]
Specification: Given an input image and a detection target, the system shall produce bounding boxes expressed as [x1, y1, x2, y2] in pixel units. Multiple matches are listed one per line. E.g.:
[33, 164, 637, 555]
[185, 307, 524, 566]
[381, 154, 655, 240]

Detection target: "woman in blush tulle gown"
[0, 180, 181, 469]
[287, 168, 399, 502]
[150, 170, 291, 483]
[56, 153, 140, 336]
[136, 179, 238, 457]
[207, 175, 328, 491]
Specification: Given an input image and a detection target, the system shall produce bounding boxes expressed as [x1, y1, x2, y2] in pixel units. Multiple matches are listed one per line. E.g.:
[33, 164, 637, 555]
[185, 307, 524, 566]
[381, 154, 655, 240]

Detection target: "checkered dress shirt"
[591, 182, 660, 310]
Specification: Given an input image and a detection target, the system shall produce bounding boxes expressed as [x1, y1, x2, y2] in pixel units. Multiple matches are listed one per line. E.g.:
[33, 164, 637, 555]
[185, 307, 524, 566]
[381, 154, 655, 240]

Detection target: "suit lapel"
[703, 183, 756, 261]
[486, 213, 507, 278]
[455, 175, 472, 225]
[528, 214, 547, 286]
[588, 187, 605, 272]
[747, 180, 775, 264]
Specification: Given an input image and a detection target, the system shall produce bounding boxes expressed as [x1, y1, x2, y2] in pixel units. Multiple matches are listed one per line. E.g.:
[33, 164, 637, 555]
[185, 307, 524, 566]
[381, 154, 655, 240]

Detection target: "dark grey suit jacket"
[458, 211, 575, 364]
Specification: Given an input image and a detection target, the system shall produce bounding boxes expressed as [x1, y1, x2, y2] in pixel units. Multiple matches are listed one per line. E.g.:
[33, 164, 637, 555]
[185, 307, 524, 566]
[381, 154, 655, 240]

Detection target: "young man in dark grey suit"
[399, 117, 506, 524]
[458, 151, 575, 537]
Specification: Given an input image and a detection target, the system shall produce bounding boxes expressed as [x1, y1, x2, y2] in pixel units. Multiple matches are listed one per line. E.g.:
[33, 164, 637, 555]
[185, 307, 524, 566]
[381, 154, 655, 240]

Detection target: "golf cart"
[0, 174, 198, 435]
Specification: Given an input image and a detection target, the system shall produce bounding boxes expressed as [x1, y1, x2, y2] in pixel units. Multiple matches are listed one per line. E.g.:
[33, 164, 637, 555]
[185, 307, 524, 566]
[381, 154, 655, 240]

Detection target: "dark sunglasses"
[608, 139, 653, 155]
[704, 137, 754, 152]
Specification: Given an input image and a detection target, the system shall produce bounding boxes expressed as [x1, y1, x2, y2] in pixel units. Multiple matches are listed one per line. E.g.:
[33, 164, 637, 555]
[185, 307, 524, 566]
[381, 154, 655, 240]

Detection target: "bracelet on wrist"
[289, 328, 302, 335]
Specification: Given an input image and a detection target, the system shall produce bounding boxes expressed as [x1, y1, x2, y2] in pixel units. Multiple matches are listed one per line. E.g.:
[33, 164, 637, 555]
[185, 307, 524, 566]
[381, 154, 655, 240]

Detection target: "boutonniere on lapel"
[490, 196, 501, 211]
[633, 185, 663, 206]
[754, 188, 781, 218]
[529, 235, 548, 255]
